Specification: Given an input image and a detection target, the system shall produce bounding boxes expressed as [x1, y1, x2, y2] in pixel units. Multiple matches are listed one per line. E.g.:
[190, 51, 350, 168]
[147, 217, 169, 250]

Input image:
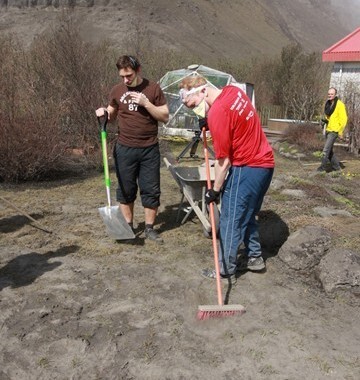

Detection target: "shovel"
[97, 112, 135, 240]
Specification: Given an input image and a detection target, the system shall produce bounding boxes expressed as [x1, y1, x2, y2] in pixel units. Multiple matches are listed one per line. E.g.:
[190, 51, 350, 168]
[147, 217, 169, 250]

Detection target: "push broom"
[197, 126, 246, 320]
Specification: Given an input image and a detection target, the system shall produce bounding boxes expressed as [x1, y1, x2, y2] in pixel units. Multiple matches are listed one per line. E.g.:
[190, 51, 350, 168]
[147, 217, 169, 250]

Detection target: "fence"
[258, 105, 285, 126]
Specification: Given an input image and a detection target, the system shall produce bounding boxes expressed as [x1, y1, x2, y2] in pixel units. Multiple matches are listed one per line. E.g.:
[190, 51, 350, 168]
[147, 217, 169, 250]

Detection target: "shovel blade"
[98, 206, 135, 240]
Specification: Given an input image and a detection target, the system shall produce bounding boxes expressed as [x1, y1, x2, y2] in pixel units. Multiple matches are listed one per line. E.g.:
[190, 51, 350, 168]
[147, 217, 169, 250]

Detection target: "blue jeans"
[321, 132, 340, 170]
[218, 166, 274, 276]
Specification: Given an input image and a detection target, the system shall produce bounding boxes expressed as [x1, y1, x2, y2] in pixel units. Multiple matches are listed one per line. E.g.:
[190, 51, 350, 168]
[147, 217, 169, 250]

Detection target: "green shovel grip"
[98, 111, 111, 188]
[101, 130, 111, 188]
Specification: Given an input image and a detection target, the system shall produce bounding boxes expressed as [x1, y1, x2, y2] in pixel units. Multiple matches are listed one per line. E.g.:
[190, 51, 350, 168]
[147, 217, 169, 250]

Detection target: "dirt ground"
[0, 139, 359, 380]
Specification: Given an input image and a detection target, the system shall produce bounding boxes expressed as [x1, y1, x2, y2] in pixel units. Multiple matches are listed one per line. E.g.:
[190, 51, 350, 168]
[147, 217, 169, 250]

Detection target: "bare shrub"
[343, 84, 360, 156]
[28, 14, 116, 153]
[0, 13, 118, 182]
[284, 123, 323, 152]
[0, 116, 69, 182]
[0, 34, 68, 182]
[216, 45, 330, 122]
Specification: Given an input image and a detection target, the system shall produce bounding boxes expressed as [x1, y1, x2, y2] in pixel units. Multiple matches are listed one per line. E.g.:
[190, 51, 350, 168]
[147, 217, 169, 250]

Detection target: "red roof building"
[322, 27, 360, 62]
[322, 27, 360, 96]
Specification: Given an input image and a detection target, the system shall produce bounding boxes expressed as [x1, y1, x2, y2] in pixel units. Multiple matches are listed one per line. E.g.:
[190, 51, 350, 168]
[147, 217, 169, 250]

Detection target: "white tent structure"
[159, 64, 255, 137]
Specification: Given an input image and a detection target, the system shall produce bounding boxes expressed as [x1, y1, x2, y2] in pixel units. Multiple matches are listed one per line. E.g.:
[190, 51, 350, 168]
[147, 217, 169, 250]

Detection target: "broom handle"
[202, 128, 223, 306]
[0, 195, 52, 234]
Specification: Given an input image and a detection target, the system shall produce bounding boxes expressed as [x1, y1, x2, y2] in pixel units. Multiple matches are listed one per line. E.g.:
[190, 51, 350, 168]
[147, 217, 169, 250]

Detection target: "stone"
[317, 249, 360, 295]
[313, 206, 353, 218]
[278, 225, 331, 271]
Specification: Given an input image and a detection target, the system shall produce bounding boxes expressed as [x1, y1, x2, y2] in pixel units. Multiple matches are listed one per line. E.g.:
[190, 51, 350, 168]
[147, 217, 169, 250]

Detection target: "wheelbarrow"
[164, 157, 219, 237]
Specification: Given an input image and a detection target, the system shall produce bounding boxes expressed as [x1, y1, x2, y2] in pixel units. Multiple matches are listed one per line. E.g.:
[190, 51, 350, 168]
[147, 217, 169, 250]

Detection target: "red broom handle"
[202, 127, 223, 306]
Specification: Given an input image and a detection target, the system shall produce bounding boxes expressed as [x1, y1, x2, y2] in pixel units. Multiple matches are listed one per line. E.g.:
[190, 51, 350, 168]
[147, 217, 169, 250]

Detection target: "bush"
[0, 15, 116, 182]
[284, 122, 324, 152]
[344, 84, 360, 156]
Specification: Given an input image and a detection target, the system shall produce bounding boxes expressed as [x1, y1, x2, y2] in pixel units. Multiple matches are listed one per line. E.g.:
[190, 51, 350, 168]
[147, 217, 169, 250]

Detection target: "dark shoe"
[247, 256, 265, 271]
[332, 166, 341, 171]
[317, 166, 326, 172]
[201, 268, 237, 285]
[247, 257, 265, 271]
[236, 260, 248, 272]
[144, 227, 164, 244]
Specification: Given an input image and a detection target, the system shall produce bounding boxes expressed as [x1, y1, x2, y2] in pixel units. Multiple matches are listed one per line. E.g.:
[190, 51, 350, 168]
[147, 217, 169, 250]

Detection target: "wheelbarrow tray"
[164, 158, 218, 233]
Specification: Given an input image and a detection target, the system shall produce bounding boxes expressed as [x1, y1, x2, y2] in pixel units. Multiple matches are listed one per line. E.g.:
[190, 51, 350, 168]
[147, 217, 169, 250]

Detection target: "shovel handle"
[97, 109, 109, 132]
[98, 110, 111, 206]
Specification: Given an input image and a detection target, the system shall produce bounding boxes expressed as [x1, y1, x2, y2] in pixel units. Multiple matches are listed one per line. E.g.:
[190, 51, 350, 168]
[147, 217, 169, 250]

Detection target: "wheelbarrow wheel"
[203, 203, 220, 239]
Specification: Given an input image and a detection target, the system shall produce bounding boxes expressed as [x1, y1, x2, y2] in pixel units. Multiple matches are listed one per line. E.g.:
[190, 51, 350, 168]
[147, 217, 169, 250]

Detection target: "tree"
[270, 44, 330, 121]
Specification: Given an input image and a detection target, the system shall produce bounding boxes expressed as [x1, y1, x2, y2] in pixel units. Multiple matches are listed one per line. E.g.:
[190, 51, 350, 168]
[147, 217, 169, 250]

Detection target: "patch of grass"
[260, 329, 279, 338]
[259, 364, 279, 376]
[329, 171, 342, 179]
[72, 356, 81, 368]
[334, 236, 360, 250]
[246, 348, 265, 360]
[313, 151, 323, 158]
[289, 176, 312, 186]
[142, 330, 157, 363]
[331, 184, 349, 196]
[335, 355, 360, 370]
[288, 215, 337, 233]
[289, 337, 305, 351]
[308, 355, 334, 374]
[38, 357, 50, 368]
[335, 196, 360, 215]
[279, 141, 293, 153]
[270, 192, 290, 202]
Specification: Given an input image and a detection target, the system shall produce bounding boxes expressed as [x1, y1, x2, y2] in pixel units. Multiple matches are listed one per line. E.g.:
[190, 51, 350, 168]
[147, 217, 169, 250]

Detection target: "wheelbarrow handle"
[97, 109, 109, 132]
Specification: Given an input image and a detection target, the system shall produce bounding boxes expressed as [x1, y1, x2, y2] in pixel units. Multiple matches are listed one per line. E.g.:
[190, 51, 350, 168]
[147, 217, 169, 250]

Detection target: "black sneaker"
[317, 166, 326, 172]
[144, 228, 164, 244]
[247, 257, 265, 271]
[201, 268, 237, 285]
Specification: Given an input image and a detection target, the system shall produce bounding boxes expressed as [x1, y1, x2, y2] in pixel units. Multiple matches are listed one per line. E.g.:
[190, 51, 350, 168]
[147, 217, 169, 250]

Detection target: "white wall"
[330, 62, 360, 96]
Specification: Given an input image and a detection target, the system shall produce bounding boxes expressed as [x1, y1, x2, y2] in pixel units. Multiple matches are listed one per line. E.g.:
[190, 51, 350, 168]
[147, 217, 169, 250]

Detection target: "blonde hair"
[180, 76, 207, 90]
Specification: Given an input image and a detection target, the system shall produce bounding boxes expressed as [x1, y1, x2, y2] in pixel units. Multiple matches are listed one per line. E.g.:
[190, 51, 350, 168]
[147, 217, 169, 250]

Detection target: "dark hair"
[116, 55, 141, 71]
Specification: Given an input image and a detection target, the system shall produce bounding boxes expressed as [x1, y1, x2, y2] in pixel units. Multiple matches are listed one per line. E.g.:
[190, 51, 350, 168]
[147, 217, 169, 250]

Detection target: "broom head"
[197, 304, 246, 320]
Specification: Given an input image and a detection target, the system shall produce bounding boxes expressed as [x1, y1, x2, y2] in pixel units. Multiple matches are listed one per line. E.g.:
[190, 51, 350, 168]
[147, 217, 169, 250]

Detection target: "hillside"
[1, 0, 359, 62]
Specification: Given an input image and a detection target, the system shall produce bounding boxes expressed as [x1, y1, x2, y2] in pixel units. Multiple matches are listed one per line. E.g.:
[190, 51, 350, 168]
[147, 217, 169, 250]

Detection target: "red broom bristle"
[197, 309, 244, 320]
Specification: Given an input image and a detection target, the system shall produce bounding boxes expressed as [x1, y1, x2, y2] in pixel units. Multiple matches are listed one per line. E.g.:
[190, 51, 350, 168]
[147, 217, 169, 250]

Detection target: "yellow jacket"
[325, 99, 348, 136]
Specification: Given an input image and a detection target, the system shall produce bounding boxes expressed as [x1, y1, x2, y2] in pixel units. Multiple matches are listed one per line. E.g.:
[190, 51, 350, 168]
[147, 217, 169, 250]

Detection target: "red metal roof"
[322, 27, 360, 62]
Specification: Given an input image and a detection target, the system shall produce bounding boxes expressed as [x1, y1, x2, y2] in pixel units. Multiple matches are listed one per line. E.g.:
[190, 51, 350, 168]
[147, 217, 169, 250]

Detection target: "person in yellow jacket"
[318, 87, 348, 172]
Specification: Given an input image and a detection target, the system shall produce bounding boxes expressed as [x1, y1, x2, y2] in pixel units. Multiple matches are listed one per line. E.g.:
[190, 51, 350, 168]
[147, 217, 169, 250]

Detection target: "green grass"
[331, 184, 349, 196]
[38, 357, 50, 368]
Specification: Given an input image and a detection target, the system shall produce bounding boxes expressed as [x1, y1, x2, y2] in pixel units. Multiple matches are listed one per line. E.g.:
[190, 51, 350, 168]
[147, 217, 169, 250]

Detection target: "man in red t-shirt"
[180, 77, 274, 283]
[96, 55, 169, 243]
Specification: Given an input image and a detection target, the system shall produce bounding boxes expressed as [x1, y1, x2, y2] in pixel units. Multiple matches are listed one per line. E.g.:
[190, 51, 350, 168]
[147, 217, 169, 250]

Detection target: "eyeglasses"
[179, 85, 207, 102]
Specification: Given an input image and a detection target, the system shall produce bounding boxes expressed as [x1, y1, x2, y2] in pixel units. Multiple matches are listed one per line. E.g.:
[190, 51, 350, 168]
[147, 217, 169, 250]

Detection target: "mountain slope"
[0, 0, 359, 61]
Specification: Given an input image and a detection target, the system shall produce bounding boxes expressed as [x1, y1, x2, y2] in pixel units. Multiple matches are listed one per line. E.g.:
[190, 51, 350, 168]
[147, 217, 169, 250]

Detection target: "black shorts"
[113, 143, 161, 209]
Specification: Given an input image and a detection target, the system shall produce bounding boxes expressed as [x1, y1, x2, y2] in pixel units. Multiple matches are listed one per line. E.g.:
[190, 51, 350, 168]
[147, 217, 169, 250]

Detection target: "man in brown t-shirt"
[96, 55, 169, 243]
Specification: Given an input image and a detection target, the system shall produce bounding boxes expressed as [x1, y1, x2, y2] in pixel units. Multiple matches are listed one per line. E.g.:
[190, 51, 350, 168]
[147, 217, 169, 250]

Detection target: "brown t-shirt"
[109, 79, 167, 148]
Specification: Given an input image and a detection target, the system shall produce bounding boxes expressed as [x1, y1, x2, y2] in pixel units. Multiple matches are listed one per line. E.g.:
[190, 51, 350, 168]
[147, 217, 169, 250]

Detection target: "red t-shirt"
[109, 79, 167, 148]
[208, 85, 274, 168]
